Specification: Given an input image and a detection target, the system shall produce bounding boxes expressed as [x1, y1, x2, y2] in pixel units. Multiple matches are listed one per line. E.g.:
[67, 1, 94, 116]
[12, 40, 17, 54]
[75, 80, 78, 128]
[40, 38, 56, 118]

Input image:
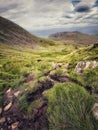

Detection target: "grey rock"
[75, 61, 98, 73]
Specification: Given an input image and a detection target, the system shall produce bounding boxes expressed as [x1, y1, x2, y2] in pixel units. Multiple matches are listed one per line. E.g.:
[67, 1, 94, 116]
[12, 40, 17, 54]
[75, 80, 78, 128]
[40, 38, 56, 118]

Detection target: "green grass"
[0, 41, 98, 129]
[44, 82, 97, 130]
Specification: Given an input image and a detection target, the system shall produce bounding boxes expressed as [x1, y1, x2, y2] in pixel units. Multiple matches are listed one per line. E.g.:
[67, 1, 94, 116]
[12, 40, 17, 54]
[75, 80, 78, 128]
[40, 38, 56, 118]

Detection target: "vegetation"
[0, 38, 98, 129]
[44, 82, 97, 130]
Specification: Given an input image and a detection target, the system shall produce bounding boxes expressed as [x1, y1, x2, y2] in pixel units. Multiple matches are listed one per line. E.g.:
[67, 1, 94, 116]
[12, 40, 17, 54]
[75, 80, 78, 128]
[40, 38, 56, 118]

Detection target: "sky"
[0, 0, 98, 37]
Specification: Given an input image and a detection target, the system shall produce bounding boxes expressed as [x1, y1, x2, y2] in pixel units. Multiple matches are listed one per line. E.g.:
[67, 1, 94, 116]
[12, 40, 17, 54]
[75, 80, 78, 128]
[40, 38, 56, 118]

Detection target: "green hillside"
[0, 17, 98, 130]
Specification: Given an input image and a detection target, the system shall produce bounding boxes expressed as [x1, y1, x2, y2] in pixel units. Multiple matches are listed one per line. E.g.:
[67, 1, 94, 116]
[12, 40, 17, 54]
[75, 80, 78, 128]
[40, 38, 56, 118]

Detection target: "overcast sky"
[0, 0, 98, 36]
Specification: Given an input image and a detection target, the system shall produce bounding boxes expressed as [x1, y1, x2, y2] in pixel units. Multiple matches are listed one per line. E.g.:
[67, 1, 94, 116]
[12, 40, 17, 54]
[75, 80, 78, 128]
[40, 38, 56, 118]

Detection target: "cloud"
[74, 0, 96, 12]
[75, 5, 90, 12]
[94, 0, 98, 7]
[0, 0, 97, 32]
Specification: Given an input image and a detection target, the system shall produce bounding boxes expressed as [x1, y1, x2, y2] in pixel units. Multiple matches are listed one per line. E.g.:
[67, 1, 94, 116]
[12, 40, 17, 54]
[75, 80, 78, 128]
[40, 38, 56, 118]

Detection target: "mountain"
[0, 16, 39, 47]
[49, 31, 98, 44]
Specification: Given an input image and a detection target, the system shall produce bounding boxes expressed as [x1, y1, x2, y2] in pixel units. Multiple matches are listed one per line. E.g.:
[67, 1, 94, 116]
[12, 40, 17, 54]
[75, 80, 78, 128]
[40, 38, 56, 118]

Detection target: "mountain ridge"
[49, 31, 98, 44]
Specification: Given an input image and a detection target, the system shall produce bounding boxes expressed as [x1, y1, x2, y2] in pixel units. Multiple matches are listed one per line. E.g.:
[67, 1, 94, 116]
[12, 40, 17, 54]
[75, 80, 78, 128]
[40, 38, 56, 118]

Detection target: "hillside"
[0, 17, 98, 130]
[49, 31, 98, 45]
[0, 16, 40, 48]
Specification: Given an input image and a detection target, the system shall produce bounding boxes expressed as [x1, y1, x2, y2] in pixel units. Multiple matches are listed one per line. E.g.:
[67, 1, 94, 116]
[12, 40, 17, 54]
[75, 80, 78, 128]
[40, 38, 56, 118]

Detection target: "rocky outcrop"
[74, 61, 98, 73]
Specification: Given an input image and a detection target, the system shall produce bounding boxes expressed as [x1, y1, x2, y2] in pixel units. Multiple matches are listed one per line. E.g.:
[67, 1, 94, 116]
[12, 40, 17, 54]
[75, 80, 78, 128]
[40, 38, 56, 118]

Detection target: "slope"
[0, 16, 41, 48]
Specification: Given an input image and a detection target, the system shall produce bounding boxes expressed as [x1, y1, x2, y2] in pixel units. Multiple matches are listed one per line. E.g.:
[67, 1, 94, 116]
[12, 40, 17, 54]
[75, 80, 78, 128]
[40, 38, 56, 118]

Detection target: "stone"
[14, 91, 20, 97]
[6, 88, 12, 94]
[51, 62, 58, 69]
[64, 63, 69, 69]
[74, 61, 86, 73]
[92, 103, 98, 120]
[85, 61, 91, 69]
[74, 61, 98, 73]
[92, 61, 98, 69]
[4, 102, 12, 111]
[0, 117, 6, 123]
[11, 122, 19, 130]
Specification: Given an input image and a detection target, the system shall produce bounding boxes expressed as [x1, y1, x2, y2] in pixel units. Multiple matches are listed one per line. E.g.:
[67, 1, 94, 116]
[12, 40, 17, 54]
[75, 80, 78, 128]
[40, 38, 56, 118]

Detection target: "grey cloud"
[64, 15, 72, 18]
[74, 0, 96, 12]
[0, 4, 18, 13]
[0, 0, 97, 31]
[75, 5, 90, 12]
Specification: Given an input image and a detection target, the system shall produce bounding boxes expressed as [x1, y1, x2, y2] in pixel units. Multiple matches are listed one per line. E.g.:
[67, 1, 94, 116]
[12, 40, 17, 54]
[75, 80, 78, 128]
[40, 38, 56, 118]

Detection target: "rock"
[14, 91, 20, 97]
[75, 61, 98, 73]
[51, 62, 58, 69]
[0, 108, 2, 114]
[4, 102, 12, 111]
[11, 122, 19, 130]
[0, 117, 6, 123]
[92, 103, 98, 120]
[74, 61, 86, 73]
[85, 61, 91, 69]
[51, 62, 62, 69]
[64, 63, 69, 69]
[91, 61, 98, 69]
[6, 88, 12, 94]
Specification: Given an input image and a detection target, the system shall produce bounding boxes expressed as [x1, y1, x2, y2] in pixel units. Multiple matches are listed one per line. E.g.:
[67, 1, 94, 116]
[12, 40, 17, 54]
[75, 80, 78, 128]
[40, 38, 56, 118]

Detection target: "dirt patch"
[0, 87, 49, 130]
[50, 74, 70, 82]
[27, 79, 54, 102]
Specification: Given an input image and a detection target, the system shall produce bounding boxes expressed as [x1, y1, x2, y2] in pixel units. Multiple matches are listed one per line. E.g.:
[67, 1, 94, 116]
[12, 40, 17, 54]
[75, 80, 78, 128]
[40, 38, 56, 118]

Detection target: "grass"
[44, 82, 97, 130]
[0, 40, 98, 129]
